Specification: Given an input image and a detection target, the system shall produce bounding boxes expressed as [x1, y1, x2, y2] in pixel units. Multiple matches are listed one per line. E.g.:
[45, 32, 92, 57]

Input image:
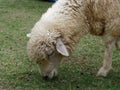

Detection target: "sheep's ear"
[56, 38, 69, 56]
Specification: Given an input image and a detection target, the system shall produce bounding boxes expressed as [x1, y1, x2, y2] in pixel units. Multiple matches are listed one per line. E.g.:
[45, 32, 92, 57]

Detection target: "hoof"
[96, 67, 112, 77]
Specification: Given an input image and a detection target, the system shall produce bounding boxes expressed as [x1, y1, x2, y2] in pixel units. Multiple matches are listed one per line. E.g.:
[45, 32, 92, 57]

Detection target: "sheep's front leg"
[97, 41, 115, 77]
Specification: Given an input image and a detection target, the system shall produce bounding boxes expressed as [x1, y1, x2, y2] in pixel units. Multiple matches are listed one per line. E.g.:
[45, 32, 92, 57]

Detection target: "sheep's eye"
[37, 61, 42, 64]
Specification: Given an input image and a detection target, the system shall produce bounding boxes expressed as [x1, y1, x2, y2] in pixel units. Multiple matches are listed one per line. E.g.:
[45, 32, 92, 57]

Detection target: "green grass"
[0, 0, 120, 90]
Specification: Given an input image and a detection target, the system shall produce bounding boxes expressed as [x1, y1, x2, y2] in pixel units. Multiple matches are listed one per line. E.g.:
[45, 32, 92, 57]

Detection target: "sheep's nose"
[43, 76, 49, 80]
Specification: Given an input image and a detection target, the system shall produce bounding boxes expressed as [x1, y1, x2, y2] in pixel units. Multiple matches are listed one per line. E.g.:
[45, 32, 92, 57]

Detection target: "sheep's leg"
[97, 41, 115, 77]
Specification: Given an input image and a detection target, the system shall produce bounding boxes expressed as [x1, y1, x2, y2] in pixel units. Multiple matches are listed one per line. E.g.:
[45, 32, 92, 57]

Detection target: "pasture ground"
[0, 0, 120, 89]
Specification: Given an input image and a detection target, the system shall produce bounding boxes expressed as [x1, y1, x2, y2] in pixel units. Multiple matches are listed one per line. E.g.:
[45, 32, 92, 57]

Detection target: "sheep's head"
[27, 31, 69, 79]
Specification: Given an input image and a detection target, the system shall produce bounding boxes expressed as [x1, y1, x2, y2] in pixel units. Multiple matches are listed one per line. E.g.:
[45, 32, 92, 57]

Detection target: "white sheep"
[27, 0, 120, 79]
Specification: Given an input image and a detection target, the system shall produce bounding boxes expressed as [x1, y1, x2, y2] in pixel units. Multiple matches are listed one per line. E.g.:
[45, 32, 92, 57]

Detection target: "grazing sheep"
[27, 0, 120, 79]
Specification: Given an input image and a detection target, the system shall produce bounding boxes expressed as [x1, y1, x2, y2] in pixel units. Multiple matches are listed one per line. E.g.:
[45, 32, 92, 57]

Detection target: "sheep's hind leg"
[97, 41, 115, 77]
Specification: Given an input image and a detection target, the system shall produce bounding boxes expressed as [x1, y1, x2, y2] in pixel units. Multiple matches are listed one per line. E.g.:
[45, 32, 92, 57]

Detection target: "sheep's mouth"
[42, 69, 57, 80]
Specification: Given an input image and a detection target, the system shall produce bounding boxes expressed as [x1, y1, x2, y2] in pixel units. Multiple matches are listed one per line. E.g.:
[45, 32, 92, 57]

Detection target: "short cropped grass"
[0, 0, 120, 90]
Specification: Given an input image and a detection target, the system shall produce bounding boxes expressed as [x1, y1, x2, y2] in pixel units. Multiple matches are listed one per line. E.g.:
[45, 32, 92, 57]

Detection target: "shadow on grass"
[13, 71, 41, 82]
[13, 71, 60, 82]
[7, 66, 120, 90]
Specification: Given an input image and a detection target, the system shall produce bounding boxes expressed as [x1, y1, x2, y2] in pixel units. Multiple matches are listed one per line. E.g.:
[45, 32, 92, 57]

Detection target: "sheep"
[27, 0, 120, 79]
